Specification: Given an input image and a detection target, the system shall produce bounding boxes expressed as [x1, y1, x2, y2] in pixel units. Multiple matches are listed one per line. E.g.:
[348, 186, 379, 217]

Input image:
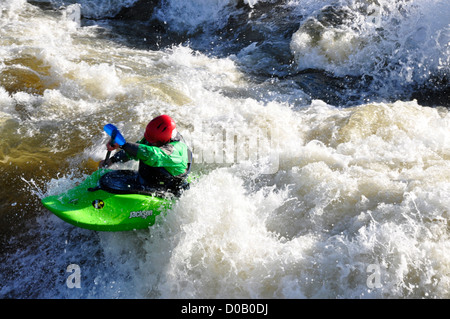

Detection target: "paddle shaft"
[104, 129, 118, 163]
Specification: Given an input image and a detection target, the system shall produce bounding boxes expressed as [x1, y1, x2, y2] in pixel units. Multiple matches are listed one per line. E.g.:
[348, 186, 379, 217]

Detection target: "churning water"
[0, 0, 449, 298]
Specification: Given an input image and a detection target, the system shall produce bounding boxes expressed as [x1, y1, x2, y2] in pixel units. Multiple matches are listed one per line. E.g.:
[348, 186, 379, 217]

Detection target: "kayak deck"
[41, 169, 174, 231]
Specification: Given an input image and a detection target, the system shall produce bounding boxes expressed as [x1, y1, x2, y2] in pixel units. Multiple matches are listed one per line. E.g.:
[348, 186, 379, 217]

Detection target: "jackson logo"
[129, 210, 153, 219]
[92, 199, 105, 209]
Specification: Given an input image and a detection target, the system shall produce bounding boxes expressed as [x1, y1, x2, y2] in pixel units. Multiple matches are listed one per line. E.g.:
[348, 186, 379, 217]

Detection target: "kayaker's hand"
[99, 159, 113, 168]
[106, 139, 120, 152]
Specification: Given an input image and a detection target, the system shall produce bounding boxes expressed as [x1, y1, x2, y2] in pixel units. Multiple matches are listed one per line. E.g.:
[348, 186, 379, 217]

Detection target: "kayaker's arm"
[109, 149, 132, 164]
[101, 142, 140, 167]
[120, 142, 139, 157]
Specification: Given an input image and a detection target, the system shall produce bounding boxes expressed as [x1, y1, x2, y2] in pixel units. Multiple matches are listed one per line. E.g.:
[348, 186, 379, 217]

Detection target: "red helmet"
[144, 115, 176, 145]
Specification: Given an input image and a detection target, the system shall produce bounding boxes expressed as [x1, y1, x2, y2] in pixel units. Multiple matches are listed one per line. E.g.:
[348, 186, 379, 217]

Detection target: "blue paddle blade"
[103, 124, 126, 146]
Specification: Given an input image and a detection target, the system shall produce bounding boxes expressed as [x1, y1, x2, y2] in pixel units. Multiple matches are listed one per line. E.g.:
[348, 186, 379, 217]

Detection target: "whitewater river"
[0, 0, 449, 298]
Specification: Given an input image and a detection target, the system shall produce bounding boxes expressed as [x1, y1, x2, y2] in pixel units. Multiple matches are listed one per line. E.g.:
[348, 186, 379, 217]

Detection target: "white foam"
[45, 0, 139, 19]
[290, 0, 449, 91]
[0, 87, 15, 122]
[153, 0, 239, 34]
[2, 0, 450, 299]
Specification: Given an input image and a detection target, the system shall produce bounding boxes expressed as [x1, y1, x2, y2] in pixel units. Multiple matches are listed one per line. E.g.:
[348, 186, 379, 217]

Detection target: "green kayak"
[41, 169, 175, 231]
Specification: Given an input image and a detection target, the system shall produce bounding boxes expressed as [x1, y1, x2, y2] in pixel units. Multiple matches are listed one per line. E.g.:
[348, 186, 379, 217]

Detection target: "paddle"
[104, 129, 117, 163]
[102, 124, 127, 166]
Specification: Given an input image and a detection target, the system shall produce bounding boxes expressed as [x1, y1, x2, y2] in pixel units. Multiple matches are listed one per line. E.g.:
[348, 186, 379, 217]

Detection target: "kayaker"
[99, 115, 192, 194]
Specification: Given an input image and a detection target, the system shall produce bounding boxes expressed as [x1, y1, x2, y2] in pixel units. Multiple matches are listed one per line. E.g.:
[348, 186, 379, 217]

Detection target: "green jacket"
[110, 134, 191, 178]
[128, 137, 190, 176]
